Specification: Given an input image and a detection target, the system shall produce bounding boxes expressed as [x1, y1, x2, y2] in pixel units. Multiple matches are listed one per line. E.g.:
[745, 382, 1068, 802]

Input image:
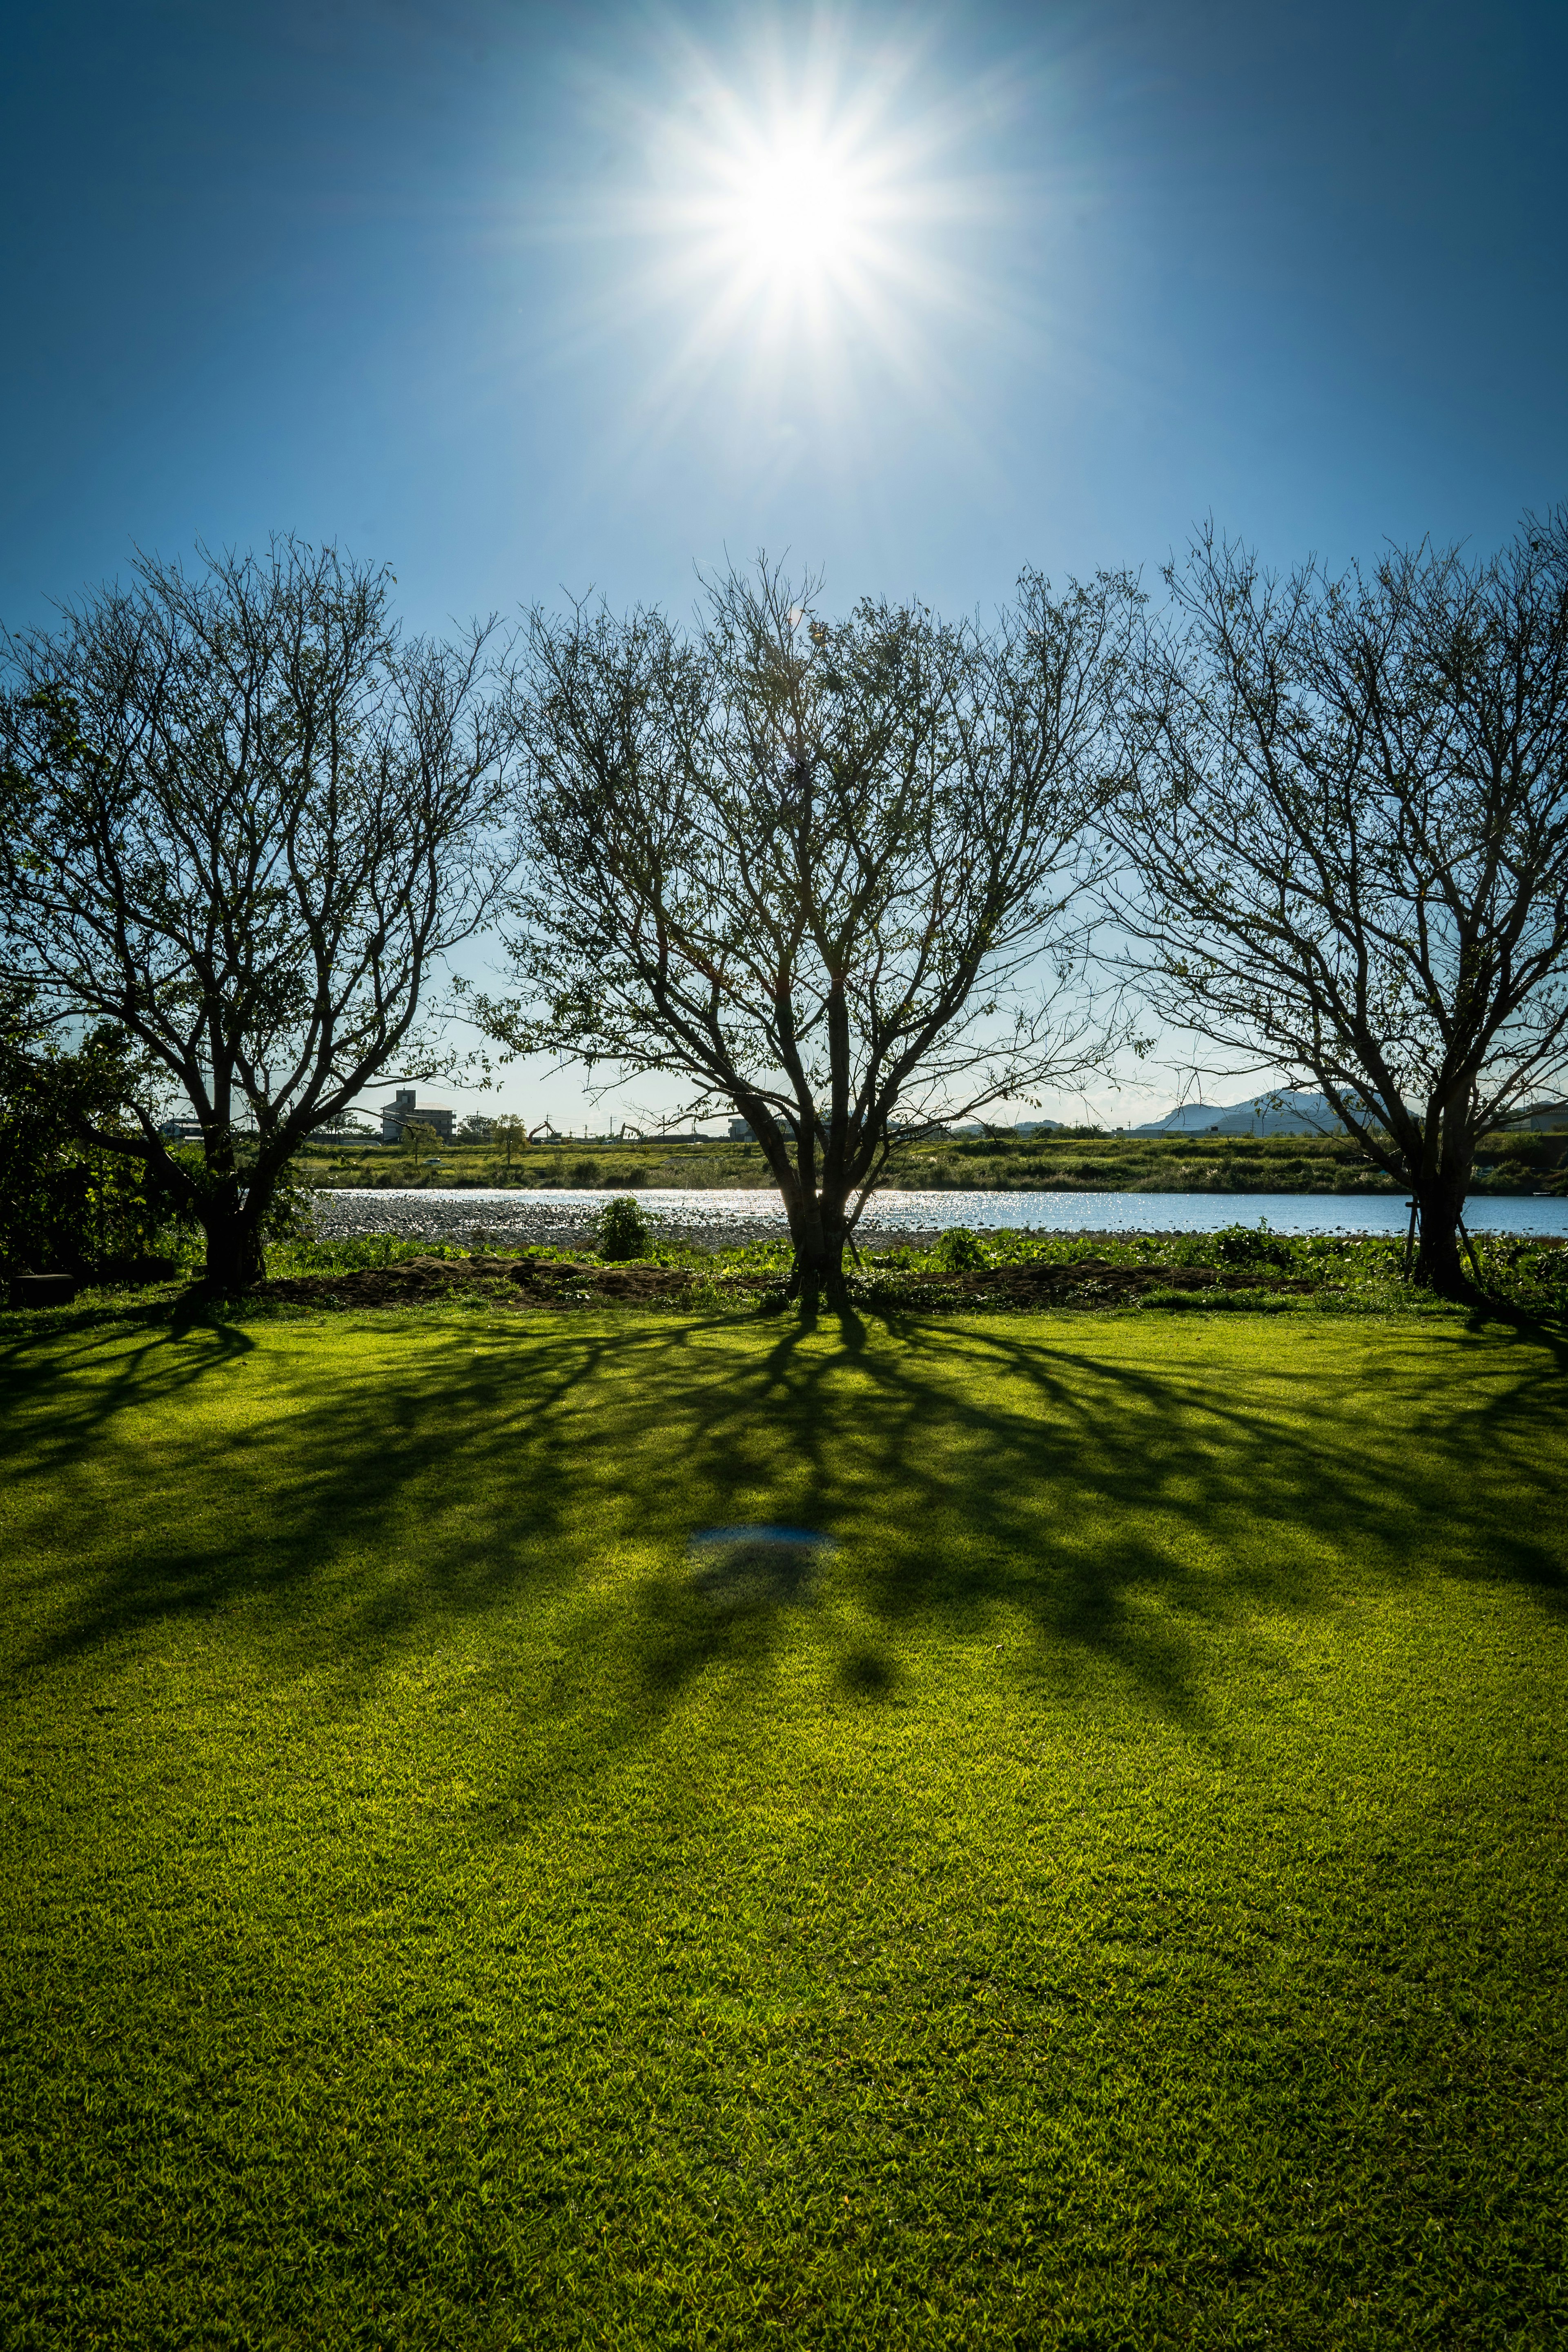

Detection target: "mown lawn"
[2, 1303, 1565, 2349]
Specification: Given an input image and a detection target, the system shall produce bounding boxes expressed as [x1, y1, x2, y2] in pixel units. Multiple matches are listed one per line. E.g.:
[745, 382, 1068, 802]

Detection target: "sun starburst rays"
[526, 24, 1033, 491]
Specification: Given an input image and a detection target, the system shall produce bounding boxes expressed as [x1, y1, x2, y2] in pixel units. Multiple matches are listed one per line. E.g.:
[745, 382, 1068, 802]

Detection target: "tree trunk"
[783, 1187, 852, 1308]
[1412, 1177, 1477, 1300]
[196, 1183, 268, 1293]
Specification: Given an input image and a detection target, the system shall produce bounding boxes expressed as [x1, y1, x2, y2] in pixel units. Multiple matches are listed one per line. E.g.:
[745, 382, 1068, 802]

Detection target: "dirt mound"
[252, 1249, 1318, 1314]
[256, 1253, 702, 1311]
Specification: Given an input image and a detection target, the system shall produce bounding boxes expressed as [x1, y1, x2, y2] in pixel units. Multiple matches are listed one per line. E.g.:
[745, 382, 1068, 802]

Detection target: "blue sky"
[4, 0, 1564, 1129]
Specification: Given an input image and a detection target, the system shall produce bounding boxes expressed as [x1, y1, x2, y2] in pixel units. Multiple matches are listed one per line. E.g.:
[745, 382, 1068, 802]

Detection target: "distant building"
[1504, 1101, 1568, 1131]
[381, 1088, 454, 1143]
[728, 1119, 754, 1140]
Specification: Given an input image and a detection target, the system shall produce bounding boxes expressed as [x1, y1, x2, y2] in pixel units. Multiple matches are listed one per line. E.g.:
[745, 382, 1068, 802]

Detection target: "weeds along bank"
[251, 1222, 1568, 1321]
[16, 1212, 1568, 1325]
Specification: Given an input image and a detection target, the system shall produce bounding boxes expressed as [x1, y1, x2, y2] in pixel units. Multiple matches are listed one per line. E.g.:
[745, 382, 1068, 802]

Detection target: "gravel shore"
[304, 1185, 1568, 1246]
[304, 1189, 1233, 1252]
[307, 1190, 900, 1252]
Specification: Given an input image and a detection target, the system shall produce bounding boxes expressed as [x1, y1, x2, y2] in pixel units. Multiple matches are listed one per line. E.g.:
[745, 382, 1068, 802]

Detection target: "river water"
[309, 1187, 1568, 1247]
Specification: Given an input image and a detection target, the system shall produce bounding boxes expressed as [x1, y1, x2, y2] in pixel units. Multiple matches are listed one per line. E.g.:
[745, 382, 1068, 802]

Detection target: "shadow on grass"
[2, 1296, 1565, 1746]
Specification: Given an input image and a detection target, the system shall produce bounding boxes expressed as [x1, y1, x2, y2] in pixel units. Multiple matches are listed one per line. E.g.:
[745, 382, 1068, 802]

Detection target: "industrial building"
[380, 1089, 455, 1143]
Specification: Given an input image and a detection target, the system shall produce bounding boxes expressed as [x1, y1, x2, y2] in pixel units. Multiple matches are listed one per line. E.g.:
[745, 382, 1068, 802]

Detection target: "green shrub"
[568, 1157, 600, 1186]
[933, 1225, 987, 1271]
[1478, 1131, 1567, 1169]
[0, 1005, 200, 1278]
[595, 1195, 653, 1261]
[1212, 1219, 1294, 1270]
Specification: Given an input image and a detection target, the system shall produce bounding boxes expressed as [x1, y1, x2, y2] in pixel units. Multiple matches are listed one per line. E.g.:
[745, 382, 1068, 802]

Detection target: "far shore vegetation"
[293, 1122, 1568, 1199]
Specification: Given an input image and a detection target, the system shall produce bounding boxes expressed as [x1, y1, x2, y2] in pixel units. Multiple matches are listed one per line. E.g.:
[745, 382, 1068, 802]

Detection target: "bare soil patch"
[254, 1254, 708, 1310]
[251, 1250, 1318, 1313]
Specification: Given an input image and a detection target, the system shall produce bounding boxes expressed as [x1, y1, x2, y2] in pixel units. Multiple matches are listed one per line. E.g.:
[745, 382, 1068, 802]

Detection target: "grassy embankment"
[3, 1301, 1565, 2347]
[298, 1125, 1568, 1197]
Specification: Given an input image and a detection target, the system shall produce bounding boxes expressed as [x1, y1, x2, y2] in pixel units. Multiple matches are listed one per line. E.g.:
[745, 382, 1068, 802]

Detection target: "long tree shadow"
[4, 1302, 1565, 1778]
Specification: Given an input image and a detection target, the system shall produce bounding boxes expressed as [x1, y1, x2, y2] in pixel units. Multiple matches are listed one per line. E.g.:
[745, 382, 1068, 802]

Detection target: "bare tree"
[1108, 512, 1568, 1296]
[396, 1119, 445, 1174]
[0, 539, 519, 1288]
[490, 1113, 529, 1172]
[479, 560, 1134, 1303]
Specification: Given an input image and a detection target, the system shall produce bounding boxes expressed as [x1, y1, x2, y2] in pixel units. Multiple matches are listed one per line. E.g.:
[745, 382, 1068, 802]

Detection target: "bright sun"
[721, 136, 869, 287]
[591, 36, 1002, 430]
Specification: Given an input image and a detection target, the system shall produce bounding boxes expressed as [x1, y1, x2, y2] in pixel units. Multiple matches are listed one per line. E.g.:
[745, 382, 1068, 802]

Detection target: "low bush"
[594, 1195, 654, 1261]
[1477, 1131, 1568, 1169]
[1211, 1219, 1296, 1270]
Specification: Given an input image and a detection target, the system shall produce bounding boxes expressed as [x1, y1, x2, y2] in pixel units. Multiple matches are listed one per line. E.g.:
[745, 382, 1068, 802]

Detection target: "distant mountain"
[1133, 1090, 1345, 1138]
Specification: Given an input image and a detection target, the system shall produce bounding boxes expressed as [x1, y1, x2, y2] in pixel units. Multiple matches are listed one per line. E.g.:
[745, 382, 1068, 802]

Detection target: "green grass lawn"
[2, 1303, 1565, 2348]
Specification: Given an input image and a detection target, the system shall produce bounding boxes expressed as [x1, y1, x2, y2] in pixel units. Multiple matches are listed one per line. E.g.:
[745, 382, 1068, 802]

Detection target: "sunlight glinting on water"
[312, 1188, 1568, 1238]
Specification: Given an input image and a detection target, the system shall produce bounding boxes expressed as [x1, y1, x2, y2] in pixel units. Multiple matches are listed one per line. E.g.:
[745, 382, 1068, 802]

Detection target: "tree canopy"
[480, 560, 1135, 1298]
[0, 538, 519, 1286]
[1108, 512, 1568, 1292]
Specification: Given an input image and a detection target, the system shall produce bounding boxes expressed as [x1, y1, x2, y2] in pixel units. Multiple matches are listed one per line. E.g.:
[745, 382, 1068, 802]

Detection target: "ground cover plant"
[2, 1300, 1565, 2348]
